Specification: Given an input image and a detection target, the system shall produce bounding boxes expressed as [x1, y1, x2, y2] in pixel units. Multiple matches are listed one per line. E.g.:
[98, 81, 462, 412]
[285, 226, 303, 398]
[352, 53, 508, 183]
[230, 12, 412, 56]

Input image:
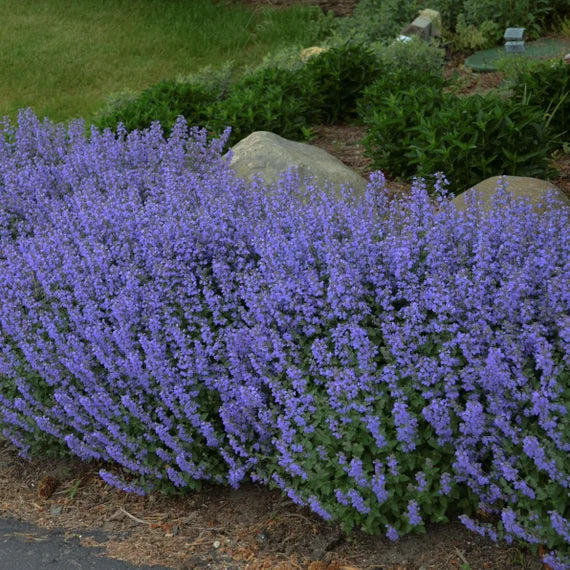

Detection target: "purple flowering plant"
[0, 110, 568, 568]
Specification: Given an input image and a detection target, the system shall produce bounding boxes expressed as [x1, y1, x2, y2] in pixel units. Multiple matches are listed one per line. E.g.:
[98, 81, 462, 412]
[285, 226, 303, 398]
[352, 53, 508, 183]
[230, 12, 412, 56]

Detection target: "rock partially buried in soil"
[225, 131, 369, 199]
[453, 175, 570, 214]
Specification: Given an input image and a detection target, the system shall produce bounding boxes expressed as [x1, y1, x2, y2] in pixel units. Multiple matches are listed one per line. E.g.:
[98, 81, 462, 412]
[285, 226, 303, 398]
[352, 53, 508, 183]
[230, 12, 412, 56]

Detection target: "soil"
[0, 439, 546, 570]
[0, 2, 567, 569]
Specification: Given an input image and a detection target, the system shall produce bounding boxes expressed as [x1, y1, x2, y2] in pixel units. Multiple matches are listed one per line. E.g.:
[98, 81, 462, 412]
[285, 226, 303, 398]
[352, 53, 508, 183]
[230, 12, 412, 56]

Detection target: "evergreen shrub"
[1, 111, 569, 569]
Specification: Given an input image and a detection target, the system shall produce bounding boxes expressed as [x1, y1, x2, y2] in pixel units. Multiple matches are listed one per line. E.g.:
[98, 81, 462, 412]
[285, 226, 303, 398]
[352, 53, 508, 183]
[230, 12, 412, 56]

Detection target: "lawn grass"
[0, 0, 328, 123]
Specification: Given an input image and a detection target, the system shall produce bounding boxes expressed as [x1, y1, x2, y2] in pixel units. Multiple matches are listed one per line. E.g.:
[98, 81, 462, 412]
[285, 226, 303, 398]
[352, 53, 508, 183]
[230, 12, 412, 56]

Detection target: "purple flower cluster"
[0, 111, 568, 566]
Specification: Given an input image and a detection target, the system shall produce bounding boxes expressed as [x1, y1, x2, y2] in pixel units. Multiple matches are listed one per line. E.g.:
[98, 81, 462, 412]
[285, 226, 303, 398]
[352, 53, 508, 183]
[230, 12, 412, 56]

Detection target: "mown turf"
[0, 0, 327, 123]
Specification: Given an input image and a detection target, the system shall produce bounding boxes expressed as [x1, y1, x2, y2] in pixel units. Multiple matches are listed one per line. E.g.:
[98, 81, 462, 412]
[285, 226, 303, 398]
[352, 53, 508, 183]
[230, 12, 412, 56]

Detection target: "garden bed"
[0, 111, 567, 570]
[1, 2, 569, 569]
[0, 438, 545, 569]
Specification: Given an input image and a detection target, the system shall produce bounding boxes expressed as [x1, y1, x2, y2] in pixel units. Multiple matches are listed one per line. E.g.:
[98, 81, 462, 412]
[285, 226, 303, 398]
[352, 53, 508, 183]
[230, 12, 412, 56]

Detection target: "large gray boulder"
[224, 131, 368, 199]
[453, 176, 570, 214]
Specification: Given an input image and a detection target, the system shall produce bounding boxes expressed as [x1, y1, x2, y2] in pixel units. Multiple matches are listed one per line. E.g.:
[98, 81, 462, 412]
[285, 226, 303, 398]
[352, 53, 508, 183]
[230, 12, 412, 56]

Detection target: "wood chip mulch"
[0, 438, 546, 570]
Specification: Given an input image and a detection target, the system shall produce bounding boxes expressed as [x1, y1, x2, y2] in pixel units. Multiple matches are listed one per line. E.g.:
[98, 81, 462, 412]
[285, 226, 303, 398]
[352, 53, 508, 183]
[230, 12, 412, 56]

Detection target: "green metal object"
[465, 38, 570, 72]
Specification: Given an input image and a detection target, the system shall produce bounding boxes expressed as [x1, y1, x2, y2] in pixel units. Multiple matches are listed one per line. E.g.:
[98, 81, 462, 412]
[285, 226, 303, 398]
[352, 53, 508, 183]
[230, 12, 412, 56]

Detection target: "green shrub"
[372, 35, 445, 76]
[452, 14, 502, 51]
[361, 82, 555, 191]
[174, 62, 235, 99]
[330, 0, 421, 45]
[205, 67, 320, 146]
[508, 58, 569, 142]
[256, 38, 445, 125]
[357, 69, 448, 180]
[205, 44, 383, 144]
[417, 94, 555, 187]
[93, 88, 140, 124]
[255, 44, 309, 72]
[358, 65, 448, 111]
[360, 84, 448, 179]
[94, 79, 221, 135]
[303, 42, 382, 123]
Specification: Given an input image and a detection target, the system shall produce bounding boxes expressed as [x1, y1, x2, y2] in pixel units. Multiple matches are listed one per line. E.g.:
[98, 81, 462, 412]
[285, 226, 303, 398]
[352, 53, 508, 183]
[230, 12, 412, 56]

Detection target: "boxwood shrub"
[1, 111, 569, 569]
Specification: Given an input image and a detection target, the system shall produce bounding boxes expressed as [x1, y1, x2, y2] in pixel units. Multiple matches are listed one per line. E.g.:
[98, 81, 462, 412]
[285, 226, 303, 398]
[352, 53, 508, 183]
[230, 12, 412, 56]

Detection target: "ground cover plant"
[0, 111, 569, 569]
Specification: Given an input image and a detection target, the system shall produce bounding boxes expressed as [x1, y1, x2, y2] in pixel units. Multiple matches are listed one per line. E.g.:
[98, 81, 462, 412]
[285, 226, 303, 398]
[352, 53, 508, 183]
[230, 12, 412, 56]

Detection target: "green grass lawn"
[0, 0, 328, 123]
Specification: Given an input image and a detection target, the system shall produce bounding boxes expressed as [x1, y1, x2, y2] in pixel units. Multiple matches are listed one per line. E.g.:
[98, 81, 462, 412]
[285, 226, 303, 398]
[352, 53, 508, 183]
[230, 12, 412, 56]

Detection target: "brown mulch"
[550, 149, 570, 199]
[0, 438, 545, 570]
[310, 123, 414, 199]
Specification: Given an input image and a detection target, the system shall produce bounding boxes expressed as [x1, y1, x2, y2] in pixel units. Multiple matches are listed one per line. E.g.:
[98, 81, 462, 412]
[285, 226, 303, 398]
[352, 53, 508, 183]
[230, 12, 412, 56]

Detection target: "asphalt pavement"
[0, 517, 169, 570]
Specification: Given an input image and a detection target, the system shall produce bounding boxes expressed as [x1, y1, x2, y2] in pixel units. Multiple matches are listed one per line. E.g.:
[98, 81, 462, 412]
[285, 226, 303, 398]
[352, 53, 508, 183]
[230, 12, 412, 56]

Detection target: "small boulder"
[453, 176, 570, 214]
[300, 46, 329, 63]
[419, 9, 442, 38]
[401, 9, 442, 42]
[225, 131, 368, 198]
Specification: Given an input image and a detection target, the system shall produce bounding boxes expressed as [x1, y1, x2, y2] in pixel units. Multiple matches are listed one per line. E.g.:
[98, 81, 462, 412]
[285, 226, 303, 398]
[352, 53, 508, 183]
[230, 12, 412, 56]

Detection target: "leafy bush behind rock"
[301, 42, 382, 124]
[203, 66, 320, 146]
[360, 78, 557, 191]
[95, 43, 383, 146]
[1, 111, 569, 569]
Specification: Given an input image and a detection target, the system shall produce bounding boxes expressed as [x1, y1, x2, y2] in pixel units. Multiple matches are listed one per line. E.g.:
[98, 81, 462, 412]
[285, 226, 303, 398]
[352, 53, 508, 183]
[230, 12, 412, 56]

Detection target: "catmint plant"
[0, 110, 568, 568]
